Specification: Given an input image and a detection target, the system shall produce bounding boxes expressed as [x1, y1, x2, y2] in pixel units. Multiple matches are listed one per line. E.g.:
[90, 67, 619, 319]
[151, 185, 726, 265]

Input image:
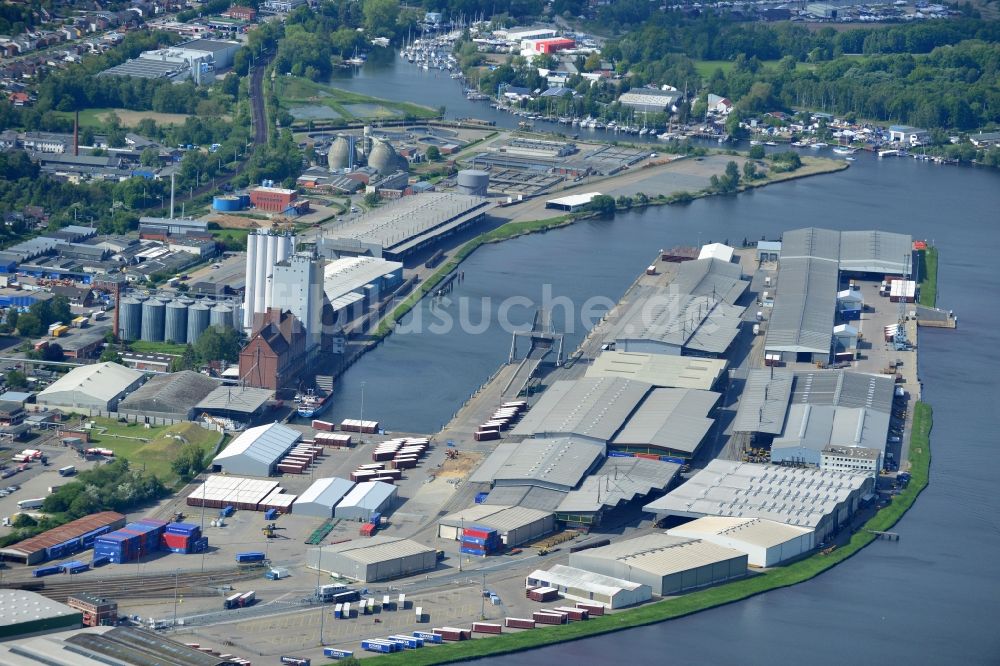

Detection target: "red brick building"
[249, 186, 298, 213]
[239, 309, 308, 390]
[224, 5, 256, 20]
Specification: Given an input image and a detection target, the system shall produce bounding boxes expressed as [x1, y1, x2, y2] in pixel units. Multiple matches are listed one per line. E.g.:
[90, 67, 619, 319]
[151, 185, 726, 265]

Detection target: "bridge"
[502, 309, 564, 400]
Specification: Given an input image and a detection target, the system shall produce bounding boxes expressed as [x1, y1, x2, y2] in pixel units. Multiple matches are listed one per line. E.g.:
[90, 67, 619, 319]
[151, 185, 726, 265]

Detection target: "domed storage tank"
[368, 138, 399, 174]
[164, 300, 188, 344]
[210, 304, 233, 330]
[328, 135, 357, 171]
[457, 169, 489, 196]
[140, 299, 166, 342]
[118, 297, 143, 342]
[187, 302, 211, 344]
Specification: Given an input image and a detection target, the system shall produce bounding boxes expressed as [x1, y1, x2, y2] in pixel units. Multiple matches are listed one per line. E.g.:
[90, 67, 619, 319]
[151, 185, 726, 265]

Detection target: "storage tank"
[140, 299, 166, 342]
[368, 138, 399, 174]
[328, 135, 357, 171]
[212, 195, 246, 212]
[457, 169, 489, 196]
[210, 303, 233, 330]
[243, 231, 258, 328]
[164, 300, 188, 344]
[187, 302, 211, 343]
[253, 232, 267, 316]
[118, 297, 143, 342]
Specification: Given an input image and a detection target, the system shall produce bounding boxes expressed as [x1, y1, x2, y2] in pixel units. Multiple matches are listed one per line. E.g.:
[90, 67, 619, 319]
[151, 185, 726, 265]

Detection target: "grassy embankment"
[360, 401, 933, 666]
[273, 76, 438, 123]
[85, 418, 221, 487]
[918, 246, 938, 307]
[127, 340, 189, 356]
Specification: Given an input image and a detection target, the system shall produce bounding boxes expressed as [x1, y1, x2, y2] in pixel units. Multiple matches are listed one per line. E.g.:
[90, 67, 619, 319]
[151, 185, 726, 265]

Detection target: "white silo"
[243, 231, 258, 328]
[253, 231, 267, 317]
[264, 232, 279, 310]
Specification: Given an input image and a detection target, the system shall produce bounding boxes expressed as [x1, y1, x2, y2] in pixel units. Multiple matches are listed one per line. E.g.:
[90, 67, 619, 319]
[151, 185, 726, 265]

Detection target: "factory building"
[0, 626, 235, 665]
[117, 371, 220, 422]
[293, 477, 355, 518]
[604, 286, 746, 357]
[617, 89, 681, 113]
[569, 533, 747, 596]
[552, 456, 680, 526]
[36, 363, 145, 413]
[586, 352, 728, 390]
[321, 256, 403, 326]
[270, 254, 324, 349]
[0, 512, 126, 565]
[248, 186, 299, 213]
[185, 475, 281, 510]
[0, 590, 82, 640]
[241, 230, 296, 329]
[307, 536, 436, 582]
[544, 192, 601, 212]
[195, 385, 273, 427]
[667, 517, 815, 567]
[610, 388, 720, 459]
[210, 422, 301, 477]
[486, 437, 606, 493]
[319, 193, 493, 261]
[239, 309, 309, 391]
[671, 256, 749, 305]
[438, 505, 555, 546]
[643, 460, 874, 543]
[526, 564, 652, 609]
[334, 481, 397, 521]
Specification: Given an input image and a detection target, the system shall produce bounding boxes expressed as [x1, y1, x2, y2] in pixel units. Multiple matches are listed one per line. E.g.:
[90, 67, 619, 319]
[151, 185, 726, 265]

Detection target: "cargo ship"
[295, 389, 331, 419]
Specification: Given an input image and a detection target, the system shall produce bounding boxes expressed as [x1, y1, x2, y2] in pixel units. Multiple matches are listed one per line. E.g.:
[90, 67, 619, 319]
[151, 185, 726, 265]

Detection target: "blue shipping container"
[413, 631, 443, 643]
[474, 492, 489, 504]
[236, 551, 265, 563]
[166, 522, 200, 535]
[33, 565, 61, 577]
[460, 546, 488, 557]
[92, 555, 110, 567]
[323, 648, 354, 659]
[264, 509, 278, 520]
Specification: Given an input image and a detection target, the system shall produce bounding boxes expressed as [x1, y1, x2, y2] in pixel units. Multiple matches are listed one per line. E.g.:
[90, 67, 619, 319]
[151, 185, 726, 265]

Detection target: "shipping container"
[238, 591, 256, 607]
[91, 555, 110, 567]
[312, 419, 335, 432]
[341, 602, 351, 618]
[505, 617, 535, 629]
[58, 465, 76, 477]
[415, 605, 424, 622]
[333, 603, 343, 619]
[236, 551, 265, 563]
[361, 640, 398, 654]
[323, 648, 354, 659]
[224, 593, 242, 609]
[527, 587, 559, 602]
[554, 606, 588, 621]
[33, 564, 62, 577]
[474, 430, 500, 442]
[387, 634, 423, 649]
[532, 611, 567, 625]
[413, 630, 442, 643]
[472, 622, 502, 634]
[575, 602, 605, 616]
[279, 657, 310, 666]
[433, 627, 470, 641]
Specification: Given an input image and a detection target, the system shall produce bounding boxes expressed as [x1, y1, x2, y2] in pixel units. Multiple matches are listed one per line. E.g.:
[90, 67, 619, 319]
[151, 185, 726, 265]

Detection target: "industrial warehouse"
[438, 505, 555, 547]
[306, 536, 437, 582]
[36, 362, 146, 413]
[210, 423, 301, 477]
[526, 564, 652, 609]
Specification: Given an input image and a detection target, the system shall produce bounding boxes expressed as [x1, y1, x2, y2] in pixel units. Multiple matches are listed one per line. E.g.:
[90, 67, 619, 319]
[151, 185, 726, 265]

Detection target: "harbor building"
[210, 422, 301, 477]
[438, 505, 555, 547]
[0, 591, 82, 639]
[36, 362, 145, 413]
[306, 536, 436, 582]
[526, 564, 652, 609]
[586, 352, 728, 390]
[667, 517, 815, 567]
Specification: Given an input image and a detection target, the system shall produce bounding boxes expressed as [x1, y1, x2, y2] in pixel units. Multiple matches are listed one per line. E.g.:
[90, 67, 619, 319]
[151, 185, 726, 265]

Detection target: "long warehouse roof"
[439, 505, 553, 531]
[643, 459, 871, 528]
[671, 257, 749, 305]
[510, 377, 650, 442]
[573, 533, 745, 576]
[667, 516, 814, 549]
[781, 227, 913, 275]
[764, 256, 839, 354]
[212, 422, 300, 469]
[309, 535, 433, 564]
[791, 370, 895, 413]
[556, 456, 679, 515]
[336, 480, 396, 511]
[323, 256, 402, 300]
[529, 564, 648, 596]
[490, 437, 606, 492]
[733, 368, 795, 434]
[611, 388, 719, 455]
[586, 352, 727, 390]
[772, 403, 890, 454]
[37, 362, 143, 403]
[295, 477, 355, 507]
[0, 512, 124, 559]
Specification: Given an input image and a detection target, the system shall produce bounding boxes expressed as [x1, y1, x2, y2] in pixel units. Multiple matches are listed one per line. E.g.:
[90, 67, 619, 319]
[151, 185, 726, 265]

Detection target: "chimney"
[111, 282, 122, 339]
[169, 173, 175, 219]
[73, 110, 79, 157]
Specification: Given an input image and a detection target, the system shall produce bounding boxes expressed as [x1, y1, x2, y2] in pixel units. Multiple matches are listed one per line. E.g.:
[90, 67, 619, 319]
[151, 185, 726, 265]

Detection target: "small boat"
[791, 140, 809, 147]
[764, 141, 778, 146]
[810, 142, 828, 149]
[295, 389, 331, 419]
[833, 147, 856, 155]
[845, 156, 856, 161]
[750, 140, 762, 146]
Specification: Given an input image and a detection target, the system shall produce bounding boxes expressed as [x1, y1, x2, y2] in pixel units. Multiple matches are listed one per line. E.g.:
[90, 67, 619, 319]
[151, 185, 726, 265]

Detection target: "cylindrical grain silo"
[264, 233, 278, 310]
[164, 299, 188, 344]
[244, 230, 258, 329]
[276, 232, 291, 265]
[253, 232, 267, 316]
[187, 302, 211, 343]
[118, 297, 143, 342]
[457, 169, 489, 196]
[210, 303, 233, 330]
[140, 298, 166, 342]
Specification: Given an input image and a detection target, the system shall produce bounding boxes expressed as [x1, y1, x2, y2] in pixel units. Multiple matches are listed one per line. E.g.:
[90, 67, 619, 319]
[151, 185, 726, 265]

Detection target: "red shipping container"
[505, 617, 535, 629]
[532, 612, 566, 625]
[575, 602, 605, 616]
[472, 622, 502, 634]
[312, 420, 334, 431]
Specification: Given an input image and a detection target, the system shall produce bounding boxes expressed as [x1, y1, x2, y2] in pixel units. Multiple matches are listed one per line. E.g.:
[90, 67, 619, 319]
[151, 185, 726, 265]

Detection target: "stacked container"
[162, 522, 202, 554]
[460, 525, 500, 557]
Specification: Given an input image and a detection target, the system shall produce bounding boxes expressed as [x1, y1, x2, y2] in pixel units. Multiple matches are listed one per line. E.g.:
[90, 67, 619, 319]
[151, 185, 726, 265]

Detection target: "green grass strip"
[354, 403, 932, 665]
[919, 247, 938, 307]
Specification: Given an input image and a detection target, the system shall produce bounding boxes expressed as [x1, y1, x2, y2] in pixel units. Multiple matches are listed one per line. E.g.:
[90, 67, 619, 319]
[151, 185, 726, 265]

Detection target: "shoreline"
[370, 155, 847, 341]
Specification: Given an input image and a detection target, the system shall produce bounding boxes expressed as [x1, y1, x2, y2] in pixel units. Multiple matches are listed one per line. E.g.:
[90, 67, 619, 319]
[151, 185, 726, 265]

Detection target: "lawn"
[53, 107, 194, 128]
[693, 59, 781, 78]
[86, 418, 220, 486]
[918, 246, 938, 307]
[273, 76, 438, 122]
[362, 403, 934, 666]
[127, 340, 188, 356]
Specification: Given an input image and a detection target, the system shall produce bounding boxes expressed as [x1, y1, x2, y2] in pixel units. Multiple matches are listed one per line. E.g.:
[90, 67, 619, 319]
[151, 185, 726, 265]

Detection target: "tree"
[171, 443, 206, 482]
[140, 147, 162, 167]
[425, 145, 441, 161]
[585, 194, 617, 215]
[193, 325, 240, 364]
[363, 191, 381, 207]
[41, 343, 64, 362]
[742, 160, 758, 182]
[749, 144, 765, 160]
[99, 347, 122, 363]
[15, 312, 42, 337]
[362, 0, 400, 36]
[5, 369, 27, 389]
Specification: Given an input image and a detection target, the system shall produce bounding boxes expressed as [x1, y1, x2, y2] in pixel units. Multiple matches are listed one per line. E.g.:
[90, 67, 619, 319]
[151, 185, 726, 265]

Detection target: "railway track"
[1, 566, 264, 602]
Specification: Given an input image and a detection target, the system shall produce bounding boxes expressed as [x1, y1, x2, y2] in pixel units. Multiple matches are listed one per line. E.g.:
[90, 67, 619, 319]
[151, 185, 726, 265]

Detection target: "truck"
[17, 498, 45, 510]
[265, 567, 289, 580]
[57, 465, 76, 477]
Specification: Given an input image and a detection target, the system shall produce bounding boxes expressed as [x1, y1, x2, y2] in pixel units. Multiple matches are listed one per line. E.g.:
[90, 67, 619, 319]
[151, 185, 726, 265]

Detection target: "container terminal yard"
[0, 218, 950, 664]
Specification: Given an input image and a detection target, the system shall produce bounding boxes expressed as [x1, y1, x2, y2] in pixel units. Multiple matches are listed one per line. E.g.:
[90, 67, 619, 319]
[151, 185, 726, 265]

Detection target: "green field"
[363, 403, 934, 665]
[85, 418, 220, 485]
[52, 107, 194, 128]
[127, 340, 188, 356]
[273, 76, 438, 122]
[919, 246, 938, 307]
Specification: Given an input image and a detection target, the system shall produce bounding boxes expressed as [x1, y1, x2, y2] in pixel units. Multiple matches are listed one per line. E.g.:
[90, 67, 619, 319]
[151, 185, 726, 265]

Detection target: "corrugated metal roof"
[529, 564, 647, 595]
[764, 257, 839, 354]
[440, 505, 553, 531]
[586, 352, 727, 390]
[606, 286, 745, 355]
[839, 230, 912, 275]
[0, 590, 79, 627]
[791, 370, 894, 413]
[196, 385, 273, 414]
[37, 362, 144, 403]
[492, 437, 605, 491]
[612, 388, 719, 454]
[667, 516, 813, 549]
[336, 481, 396, 511]
[212, 422, 300, 469]
[119, 371, 220, 414]
[310, 535, 434, 565]
[294, 477, 355, 508]
[556, 456, 679, 514]
[469, 441, 521, 484]
[643, 460, 872, 528]
[65, 627, 230, 666]
[772, 403, 890, 453]
[672, 257, 748, 305]
[574, 533, 745, 576]
[510, 377, 650, 441]
[0, 512, 125, 558]
[483, 485, 566, 512]
[323, 256, 402, 301]
[780, 227, 842, 262]
[733, 368, 794, 434]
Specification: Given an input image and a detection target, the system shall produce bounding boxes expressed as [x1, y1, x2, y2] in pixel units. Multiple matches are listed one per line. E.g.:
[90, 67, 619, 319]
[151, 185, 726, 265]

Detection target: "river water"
[325, 55, 1000, 662]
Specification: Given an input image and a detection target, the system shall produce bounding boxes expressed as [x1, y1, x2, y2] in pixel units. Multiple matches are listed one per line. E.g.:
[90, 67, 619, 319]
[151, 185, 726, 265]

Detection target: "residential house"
[708, 94, 734, 115]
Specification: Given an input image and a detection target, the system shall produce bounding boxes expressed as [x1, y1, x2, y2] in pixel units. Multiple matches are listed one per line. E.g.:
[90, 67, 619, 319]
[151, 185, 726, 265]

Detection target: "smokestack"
[111, 282, 122, 339]
[170, 173, 175, 219]
[73, 110, 79, 157]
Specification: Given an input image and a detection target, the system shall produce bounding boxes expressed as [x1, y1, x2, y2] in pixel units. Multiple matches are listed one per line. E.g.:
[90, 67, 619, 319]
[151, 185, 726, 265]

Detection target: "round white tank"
[457, 169, 489, 196]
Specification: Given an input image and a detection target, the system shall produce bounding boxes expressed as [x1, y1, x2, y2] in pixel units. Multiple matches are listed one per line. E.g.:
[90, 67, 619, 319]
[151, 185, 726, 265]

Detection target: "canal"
[325, 54, 1000, 662]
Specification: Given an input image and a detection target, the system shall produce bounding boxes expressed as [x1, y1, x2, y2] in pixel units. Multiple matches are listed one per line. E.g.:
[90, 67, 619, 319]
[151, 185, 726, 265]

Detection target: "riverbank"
[919, 246, 939, 307]
[363, 401, 933, 665]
